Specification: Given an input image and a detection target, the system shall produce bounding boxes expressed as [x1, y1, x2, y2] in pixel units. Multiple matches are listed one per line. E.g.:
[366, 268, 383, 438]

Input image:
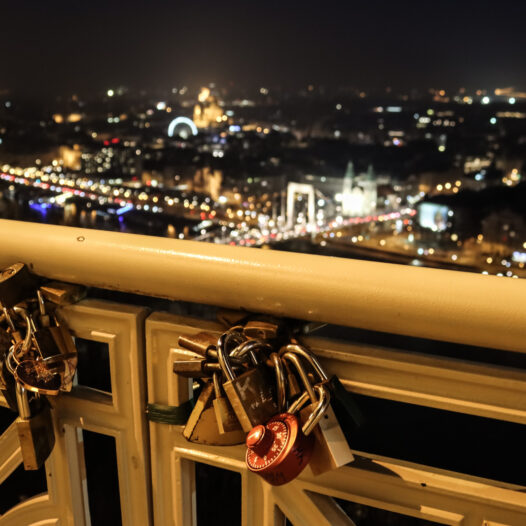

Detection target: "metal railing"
[0, 219, 525, 525]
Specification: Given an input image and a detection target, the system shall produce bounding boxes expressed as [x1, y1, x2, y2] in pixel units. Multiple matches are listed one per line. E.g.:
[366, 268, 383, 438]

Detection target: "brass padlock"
[15, 384, 56, 470]
[281, 344, 355, 475]
[183, 381, 245, 445]
[178, 332, 219, 359]
[39, 281, 86, 306]
[243, 319, 281, 340]
[217, 332, 278, 433]
[212, 372, 243, 434]
[173, 358, 223, 378]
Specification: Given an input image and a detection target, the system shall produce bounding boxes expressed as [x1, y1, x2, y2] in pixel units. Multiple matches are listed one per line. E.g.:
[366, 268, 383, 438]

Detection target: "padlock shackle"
[280, 344, 328, 382]
[282, 352, 317, 403]
[217, 328, 245, 381]
[36, 290, 48, 320]
[5, 346, 18, 375]
[15, 383, 31, 419]
[12, 306, 34, 353]
[2, 307, 16, 331]
[288, 390, 310, 414]
[230, 338, 271, 366]
[302, 384, 331, 436]
[270, 353, 286, 412]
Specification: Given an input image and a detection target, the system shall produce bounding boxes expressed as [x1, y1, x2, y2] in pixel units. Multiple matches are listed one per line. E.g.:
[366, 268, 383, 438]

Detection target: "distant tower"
[342, 161, 355, 215]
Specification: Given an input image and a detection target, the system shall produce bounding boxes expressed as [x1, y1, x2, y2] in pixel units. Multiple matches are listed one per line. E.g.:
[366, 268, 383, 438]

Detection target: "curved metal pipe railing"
[0, 219, 524, 352]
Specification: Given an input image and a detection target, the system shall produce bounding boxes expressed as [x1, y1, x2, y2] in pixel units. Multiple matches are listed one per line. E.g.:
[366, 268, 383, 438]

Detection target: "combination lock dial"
[245, 413, 314, 486]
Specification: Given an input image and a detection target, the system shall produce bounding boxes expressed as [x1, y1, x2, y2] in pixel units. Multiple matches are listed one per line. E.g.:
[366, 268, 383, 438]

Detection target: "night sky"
[2, 0, 526, 97]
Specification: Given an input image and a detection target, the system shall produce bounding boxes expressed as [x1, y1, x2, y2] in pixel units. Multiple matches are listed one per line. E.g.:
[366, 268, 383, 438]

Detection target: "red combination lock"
[245, 412, 314, 486]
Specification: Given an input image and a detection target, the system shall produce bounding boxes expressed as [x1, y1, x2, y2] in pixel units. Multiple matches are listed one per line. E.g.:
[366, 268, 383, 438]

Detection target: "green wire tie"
[147, 399, 195, 425]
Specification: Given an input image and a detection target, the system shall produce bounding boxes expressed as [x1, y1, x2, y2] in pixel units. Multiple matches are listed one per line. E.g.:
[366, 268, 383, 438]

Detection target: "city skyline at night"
[1, 4, 526, 522]
[1, 0, 526, 280]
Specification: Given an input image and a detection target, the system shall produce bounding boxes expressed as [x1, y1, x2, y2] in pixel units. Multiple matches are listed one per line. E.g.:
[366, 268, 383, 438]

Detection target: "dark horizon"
[2, 0, 526, 98]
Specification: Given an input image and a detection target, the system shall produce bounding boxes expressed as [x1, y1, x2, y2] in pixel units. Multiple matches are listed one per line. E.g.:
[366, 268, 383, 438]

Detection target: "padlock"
[243, 319, 281, 340]
[212, 372, 243, 434]
[32, 328, 64, 362]
[217, 331, 278, 432]
[174, 357, 218, 378]
[327, 375, 364, 432]
[178, 332, 219, 360]
[244, 388, 325, 486]
[183, 380, 245, 445]
[24, 307, 76, 369]
[46, 318, 78, 392]
[281, 344, 355, 475]
[9, 312, 64, 396]
[245, 413, 313, 486]
[15, 359, 62, 395]
[15, 384, 56, 470]
[0, 263, 37, 309]
[173, 357, 242, 378]
[216, 309, 248, 329]
[39, 281, 86, 306]
[30, 317, 65, 363]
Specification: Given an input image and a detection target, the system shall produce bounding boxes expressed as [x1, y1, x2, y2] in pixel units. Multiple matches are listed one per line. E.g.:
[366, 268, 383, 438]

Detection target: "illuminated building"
[341, 162, 377, 216]
[59, 145, 82, 171]
[192, 167, 223, 201]
[193, 87, 224, 129]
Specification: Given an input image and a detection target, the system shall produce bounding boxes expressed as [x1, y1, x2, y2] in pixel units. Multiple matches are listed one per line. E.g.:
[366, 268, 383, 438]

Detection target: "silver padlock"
[281, 344, 355, 474]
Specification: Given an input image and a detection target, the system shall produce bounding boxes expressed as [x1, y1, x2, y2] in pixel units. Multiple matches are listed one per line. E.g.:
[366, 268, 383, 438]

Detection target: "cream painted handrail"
[0, 219, 524, 352]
